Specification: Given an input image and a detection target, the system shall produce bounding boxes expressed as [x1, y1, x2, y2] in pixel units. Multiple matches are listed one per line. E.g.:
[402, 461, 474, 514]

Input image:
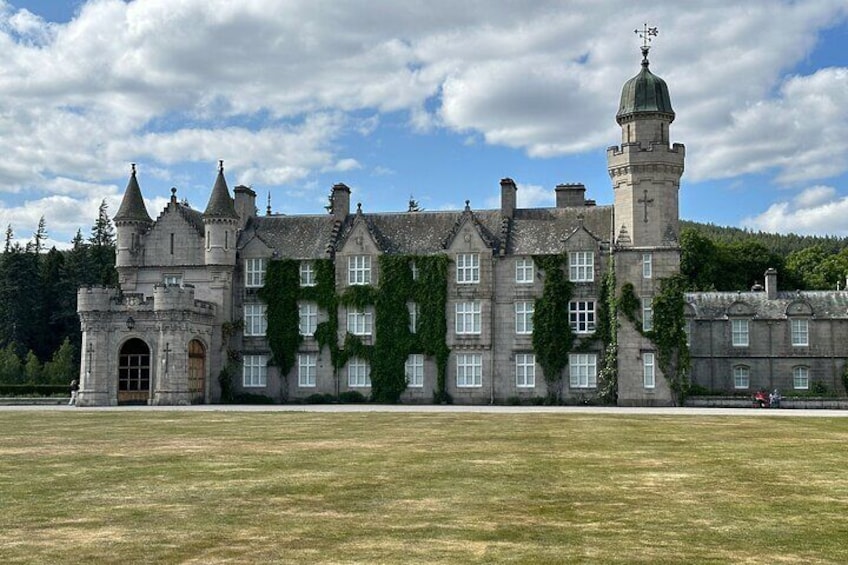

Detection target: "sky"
[0, 0, 847, 250]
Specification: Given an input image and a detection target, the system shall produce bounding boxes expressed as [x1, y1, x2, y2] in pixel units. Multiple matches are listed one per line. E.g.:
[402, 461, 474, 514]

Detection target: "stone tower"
[608, 37, 685, 406]
[113, 164, 152, 290]
[203, 160, 239, 267]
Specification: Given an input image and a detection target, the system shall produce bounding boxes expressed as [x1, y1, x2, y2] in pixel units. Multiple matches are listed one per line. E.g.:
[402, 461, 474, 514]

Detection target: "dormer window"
[456, 253, 479, 284]
[245, 258, 266, 288]
[348, 255, 372, 286]
[569, 251, 594, 282]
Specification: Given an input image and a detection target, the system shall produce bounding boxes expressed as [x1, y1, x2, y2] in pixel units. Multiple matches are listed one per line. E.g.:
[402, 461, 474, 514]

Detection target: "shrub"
[0, 384, 67, 396]
[506, 396, 522, 406]
[811, 381, 828, 395]
[231, 392, 275, 404]
[338, 390, 367, 403]
[304, 393, 336, 404]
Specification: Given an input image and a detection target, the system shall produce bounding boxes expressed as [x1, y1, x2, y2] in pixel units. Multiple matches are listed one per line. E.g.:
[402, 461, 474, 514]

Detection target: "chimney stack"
[764, 268, 778, 300]
[500, 178, 517, 217]
[555, 183, 586, 208]
[331, 183, 351, 221]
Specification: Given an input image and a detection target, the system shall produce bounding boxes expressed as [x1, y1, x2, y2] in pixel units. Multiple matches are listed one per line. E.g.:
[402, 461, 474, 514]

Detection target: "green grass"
[1, 411, 847, 564]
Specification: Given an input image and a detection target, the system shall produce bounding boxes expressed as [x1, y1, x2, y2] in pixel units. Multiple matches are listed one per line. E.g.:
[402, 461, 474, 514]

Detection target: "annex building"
[76, 46, 848, 407]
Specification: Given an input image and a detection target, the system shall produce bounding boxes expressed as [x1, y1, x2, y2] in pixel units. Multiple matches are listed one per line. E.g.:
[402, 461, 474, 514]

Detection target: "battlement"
[77, 287, 155, 313]
[152, 284, 217, 314]
[607, 141, 685, 158]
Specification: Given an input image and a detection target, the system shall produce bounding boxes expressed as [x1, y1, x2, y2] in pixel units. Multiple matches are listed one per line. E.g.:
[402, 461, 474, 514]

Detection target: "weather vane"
[635, 23, 658, 49]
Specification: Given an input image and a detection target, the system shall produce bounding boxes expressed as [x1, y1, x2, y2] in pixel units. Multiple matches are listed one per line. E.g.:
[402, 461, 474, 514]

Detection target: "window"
[405, 354, 424, 387]
[243, 355, 267, 387]
[642, 299, 654, 332]
[791, 319, 809, 347]
[245, 258, 266, 288]
[515, 301, 534, 334]
[642, 253, 653, 279]
[410, 261, 419, 281]
[643, 352, 655, 389]
[569, 251, 594, 282]
[515, 353, 535, 388]
[515, 258, 534, 284]
[456, 253, 480, 284]
[732, 319, 749, 347]
[348, 358, 371, 387]
[456, 353, 482, 387]
[299, 302, 318, 337]
[733, 366, 750, 389]
[455, 301, 482, 335]
[348, 255, 372, 286]
[300, 261, 316, 287]
[685, 320, 692, 347]
[163, 274, 182, 286]
[347, 308, 373, 336]
[569, 353, 597, 388]
[244, 304, 267, 337]
[793, 366, 809, 390]
[569, 301, 596, 334]
[298, 353, 316, 387]
[408, 302, 419, 334]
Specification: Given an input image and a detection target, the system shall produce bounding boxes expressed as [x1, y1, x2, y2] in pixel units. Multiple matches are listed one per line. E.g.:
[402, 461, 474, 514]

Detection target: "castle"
[75, 45, 848, 407]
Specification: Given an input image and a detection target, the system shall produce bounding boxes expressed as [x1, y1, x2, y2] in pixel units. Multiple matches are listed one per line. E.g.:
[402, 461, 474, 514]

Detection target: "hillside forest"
[1, 211, 847, 386]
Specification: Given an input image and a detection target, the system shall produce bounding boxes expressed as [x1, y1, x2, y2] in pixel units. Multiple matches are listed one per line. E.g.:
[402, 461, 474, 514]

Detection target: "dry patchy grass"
[0, 411, 846, 564]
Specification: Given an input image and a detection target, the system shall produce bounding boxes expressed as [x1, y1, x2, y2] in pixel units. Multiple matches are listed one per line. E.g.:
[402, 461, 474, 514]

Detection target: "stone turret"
[203, 161, 239, 266]
[113, 164, 152, 270]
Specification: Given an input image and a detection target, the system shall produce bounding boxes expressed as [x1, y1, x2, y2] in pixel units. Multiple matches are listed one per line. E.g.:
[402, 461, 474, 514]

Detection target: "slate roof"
[114, 166, 152, 224]
[203, 164, 238, 219]
[250, 215, 340, 259]
[509, 206, 612, 255]
[686, 290, 848, 320]
[244, 203, 613, 258]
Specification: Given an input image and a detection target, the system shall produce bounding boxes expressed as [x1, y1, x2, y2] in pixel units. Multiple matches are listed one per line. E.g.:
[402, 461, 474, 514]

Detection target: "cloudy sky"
[1, 0, 847, 249]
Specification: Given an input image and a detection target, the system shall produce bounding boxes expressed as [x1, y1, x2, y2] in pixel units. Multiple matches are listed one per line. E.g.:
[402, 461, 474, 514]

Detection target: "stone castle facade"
[76, 48, 848, 407]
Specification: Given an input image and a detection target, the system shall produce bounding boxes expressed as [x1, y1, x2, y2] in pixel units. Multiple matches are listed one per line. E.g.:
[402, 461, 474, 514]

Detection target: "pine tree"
[88, 200, 117, 286]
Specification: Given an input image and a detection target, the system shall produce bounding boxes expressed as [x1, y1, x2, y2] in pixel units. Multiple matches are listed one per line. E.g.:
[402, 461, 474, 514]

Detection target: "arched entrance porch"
[118, 338, 151, 405]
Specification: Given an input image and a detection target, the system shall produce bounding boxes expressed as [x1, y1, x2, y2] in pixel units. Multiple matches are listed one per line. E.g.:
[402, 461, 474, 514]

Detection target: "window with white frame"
[456, 353, 482, 387]
[405, 354, 424, 387]
[455, 301, 481, 335]
[733, 365, 750, 389]
[348, 255, 372, 286]
[569, 251, 594, 282]
[298, 353, 316, 387]
[732, 319, 749, 347]
[347, 358, 371, 387]
[408, 302, 419, 334]
[793, 366, 809, 390]
[569, 353, 597, 388]
[515, 258, 534, 284]
[515, 301, 534, 334]
[569, 300, 595, 333]
[456, 253, 480, 284]
[643, 352, 655, 389]
[163, 274, 182, 286]
[642, 299, 654, 332]
[244, 304, 267, 336]
[410, 261, 419, 281]
[515, 353, 535, 388]
[299, 302, 318, 337]
[347, 308, 373, 336]
[245, 258, 266, 288]
[243, 354, 267, 387]
[299, 261, 316, 287]
[642, 253, 653, 279]
[791, 319, 809, 346]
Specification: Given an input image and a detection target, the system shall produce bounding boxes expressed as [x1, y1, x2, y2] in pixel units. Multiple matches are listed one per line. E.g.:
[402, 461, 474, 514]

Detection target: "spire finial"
[634, 23, 658, 65]
[131, 163, 136, 175]
[218, 159, 224, 172]
[266, 192, 272, 215]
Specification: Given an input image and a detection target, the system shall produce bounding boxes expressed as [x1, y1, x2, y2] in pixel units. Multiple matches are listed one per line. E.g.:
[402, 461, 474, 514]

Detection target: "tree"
[88, 200, 117, 286]
[23, 350, 42, 384]
[0, 343, 23, 384]
[43, 337, 77, 385]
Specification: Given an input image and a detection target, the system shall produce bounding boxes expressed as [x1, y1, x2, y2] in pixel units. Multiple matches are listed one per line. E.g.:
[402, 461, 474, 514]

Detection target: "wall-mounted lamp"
[126, 316, 135, 330]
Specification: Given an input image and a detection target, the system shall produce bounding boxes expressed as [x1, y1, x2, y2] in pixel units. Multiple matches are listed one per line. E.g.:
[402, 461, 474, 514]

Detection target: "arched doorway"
[118, 338, 151, 405]
[188, 339, 206, 404]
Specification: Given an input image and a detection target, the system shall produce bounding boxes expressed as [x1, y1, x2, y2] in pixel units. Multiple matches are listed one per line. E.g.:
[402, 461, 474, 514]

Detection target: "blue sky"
[1, 1, 847, 249]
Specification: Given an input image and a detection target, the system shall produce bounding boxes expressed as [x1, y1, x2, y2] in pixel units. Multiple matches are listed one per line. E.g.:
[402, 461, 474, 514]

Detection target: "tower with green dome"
[608, 27, 686, 406]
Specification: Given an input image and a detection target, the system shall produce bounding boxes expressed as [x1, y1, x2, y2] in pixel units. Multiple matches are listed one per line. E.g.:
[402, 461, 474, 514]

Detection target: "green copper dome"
[616, 51, 674, 123]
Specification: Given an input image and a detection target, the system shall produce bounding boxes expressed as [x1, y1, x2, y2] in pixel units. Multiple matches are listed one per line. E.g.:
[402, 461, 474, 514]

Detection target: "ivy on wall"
[260, 254, 449, 404]
[596, 262, 618, 404]
[531, 255, 574, 402]
[650, 274, 691, 404]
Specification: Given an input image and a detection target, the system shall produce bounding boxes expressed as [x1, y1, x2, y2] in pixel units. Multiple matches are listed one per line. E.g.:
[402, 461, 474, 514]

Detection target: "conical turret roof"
[113, 164, 152, 224]
[616, 47, 674, 123]
[203, 160, 238, 219]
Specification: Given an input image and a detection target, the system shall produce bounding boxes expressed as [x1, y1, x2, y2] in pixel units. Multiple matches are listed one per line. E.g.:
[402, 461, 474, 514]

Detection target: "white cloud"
[742, 185, 848, 235]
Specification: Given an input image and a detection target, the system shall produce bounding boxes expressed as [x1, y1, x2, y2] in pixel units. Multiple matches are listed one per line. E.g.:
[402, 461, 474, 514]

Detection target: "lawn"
[1, 410, 846, 564]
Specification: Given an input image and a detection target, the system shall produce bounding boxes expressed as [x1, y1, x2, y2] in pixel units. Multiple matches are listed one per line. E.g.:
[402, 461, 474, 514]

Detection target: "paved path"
[2, 404, 847, 417]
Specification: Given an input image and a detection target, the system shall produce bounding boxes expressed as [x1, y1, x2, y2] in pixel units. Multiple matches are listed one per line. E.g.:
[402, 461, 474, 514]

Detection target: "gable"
[144, 207, 205, 267]
[445, 215, 491, 253]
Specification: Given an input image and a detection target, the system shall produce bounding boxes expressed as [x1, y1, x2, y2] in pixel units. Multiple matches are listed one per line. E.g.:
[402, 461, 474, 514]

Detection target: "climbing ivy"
[531, 255, 574, 403]
[596, 261, 618, 404]
[259, 260, 301, 379]
[650, 274, 691, 405]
